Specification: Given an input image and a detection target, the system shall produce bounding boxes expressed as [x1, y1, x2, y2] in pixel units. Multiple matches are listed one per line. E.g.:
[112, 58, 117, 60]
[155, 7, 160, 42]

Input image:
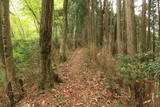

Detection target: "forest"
[0, 0, 160, 107]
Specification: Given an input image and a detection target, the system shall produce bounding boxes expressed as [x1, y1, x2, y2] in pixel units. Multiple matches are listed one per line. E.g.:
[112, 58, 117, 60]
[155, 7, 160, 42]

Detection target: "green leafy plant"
[116, 50, 160, 104]
[155, 92, 160, 98]
[13, 39, 39, 68]
[55, 94, 65, 103]
[0, 74, 3, 84]
[117, 51, 160, 81]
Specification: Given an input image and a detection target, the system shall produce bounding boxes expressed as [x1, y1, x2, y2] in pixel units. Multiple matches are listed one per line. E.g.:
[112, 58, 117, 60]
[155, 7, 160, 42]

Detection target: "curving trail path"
[16, 48, 128, 107]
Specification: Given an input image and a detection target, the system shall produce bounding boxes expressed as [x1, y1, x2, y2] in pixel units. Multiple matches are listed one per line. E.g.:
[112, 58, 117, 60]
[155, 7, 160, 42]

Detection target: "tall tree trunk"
[87, 0, 91, 56]
[91, 0, 94, 59]
[1, 0, 24, 106]
[147, 0, 151, 51]
[150, 0, 157, 59]
[122, 0, 127, 54]
[60, 0, 68, 62]
[109, 3, 117, 56]
[117, 0, 123, 54]
[99, 0, 106, 46]
[112, 16, 117, 56]
[152, 12, 156, 59]
[92, 0, 97, 60]
[0, 2, 8, 106]
[39, 0, 55, 90]
[125, 0, 137, 56]
[0, 1, 4, 65]
[103, 0, 109, 55]
[141, 0, 147, 52]
[158, 0, 160, 40]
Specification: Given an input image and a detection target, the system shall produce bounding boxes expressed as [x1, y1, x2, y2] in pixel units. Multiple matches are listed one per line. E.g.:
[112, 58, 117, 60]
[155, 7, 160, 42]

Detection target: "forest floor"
[16, 48, 130, 107]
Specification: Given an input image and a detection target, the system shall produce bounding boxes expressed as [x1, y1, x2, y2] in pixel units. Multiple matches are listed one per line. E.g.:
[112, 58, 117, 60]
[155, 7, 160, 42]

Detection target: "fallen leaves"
[16, 48, 130, 107]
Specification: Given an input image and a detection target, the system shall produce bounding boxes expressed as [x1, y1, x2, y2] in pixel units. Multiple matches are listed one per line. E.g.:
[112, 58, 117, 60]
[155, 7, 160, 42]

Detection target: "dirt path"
[16, 48, 128, 107]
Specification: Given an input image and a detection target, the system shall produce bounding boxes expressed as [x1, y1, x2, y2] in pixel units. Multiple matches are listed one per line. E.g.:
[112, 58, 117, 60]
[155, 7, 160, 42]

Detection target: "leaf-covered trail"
[16, 48, 128, 107]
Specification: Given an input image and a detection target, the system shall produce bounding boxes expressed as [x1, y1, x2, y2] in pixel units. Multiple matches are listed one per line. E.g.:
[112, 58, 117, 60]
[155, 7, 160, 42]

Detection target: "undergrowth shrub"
[12, 38, 63, 90]
[117, 51, 160, 106]
[117, 52, 160, 82]
[13, 39, 39, 69]
[0, 74, 3, 85]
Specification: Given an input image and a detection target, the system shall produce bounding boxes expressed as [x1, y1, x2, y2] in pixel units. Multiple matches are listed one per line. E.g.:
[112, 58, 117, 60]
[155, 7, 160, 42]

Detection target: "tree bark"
[60, 0, 68, 62]
[125, 0, 137, 56]
[140, 0, 147, 52]
[158, 0, 160, 40]
[39, 0, 55, 89]
[0, 2, 8, 106]
[2, 0, 14, 106]
[147, 0, 151, 51]
[1, 0, 24, 106]
[122, 0, 127, 54]
[0, 1, 4, 65]
[99, 0, 106, 46]
[103, 1, 109, 55]
[117, 0, 123, 54]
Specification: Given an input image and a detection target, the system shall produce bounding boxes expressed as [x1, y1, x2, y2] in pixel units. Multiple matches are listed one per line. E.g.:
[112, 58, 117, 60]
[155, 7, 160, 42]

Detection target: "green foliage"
[114, 104, 122, 107]
[68, 0, 88, 33]
[13, 39, 39, 68]
[0, 70, 4, 85]
[10, 0, 64, 40]
[55, 0, 63, 9]
[55, 94, 65, 103]
[60, 55, 67, 62]
[144, 58, 160, 80]
[136, 51, 153, 60]
[19, 0, 41, 20]
[0, 74, 3, 84]
[117, 52, 160, 81]
[156, 40, 160, 48]
[155, 92, 160, 98]
[53, 34, 61, 49]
